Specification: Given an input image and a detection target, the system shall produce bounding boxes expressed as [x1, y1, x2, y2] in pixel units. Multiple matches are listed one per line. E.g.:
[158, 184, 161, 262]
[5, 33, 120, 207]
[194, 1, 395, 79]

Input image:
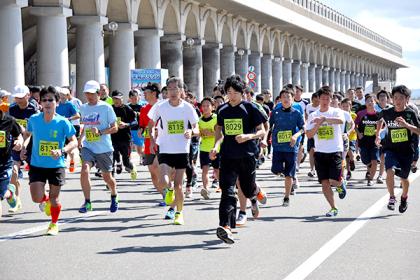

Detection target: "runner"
[269, 88, 304, 207]
[0, 106, 23, 218]
[128, 89, 145, 161]
[211, 75, 267, 244]
[110, 90, 137, 179]
[148, 77, 199, 225]
[306, 86, 347, 217]
[139, 84, 162, 205]
[293, 85, 309, 172]
[375, 85, 420, 213]
[21, 86, 77, 235]
[8, 85, 39, 213]
[66, 87, 83, 172]
[306, 92, 320, 177]
[341, 98, 357, 180]
[0, 89, 11, 113]
[355, 94, 380, 186]
[78, 80, 119, 213]
[99, 83, 113, 105]
[198, 97, 219, 200]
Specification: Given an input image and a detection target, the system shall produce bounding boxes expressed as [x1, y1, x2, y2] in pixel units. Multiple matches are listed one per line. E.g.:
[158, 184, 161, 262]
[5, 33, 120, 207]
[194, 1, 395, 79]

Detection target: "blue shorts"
[384, 150, 413, 179]
[271, 151, 297, 177]
[0, 159, 13, 199]
[360, 146, 380, 165]
[131, 130, 144, 147]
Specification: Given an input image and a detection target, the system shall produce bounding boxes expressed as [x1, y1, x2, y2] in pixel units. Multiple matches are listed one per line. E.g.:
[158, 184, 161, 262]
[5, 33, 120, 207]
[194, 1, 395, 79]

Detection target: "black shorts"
[314, 152, 342, 182]
[300, 133, 306, 146]
[158, 153, 189, 169]
[74, 125, 81, 138]
[142, 153, 156, 166]
[199, 151, 220, 169]
[29, 165, 66, 186]
[307, 138, 315, 152]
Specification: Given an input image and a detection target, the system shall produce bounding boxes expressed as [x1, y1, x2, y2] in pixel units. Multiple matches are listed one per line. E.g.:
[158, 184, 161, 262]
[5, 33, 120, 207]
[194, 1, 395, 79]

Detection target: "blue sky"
[321, 0, 420, 90]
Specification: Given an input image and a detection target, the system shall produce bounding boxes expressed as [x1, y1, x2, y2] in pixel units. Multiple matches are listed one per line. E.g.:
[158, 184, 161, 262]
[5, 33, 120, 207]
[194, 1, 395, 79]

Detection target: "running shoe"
[158, 201, 166, 207]
[411, 165, 417, 173]
[356, 154, 361, 161]
[8, 197, 22, 213]
[79, 201, 93, 213]
[251, 200, 259, 218]
[216, 226, 234, 244]
[165, 208, 175, 220]
[365, 171, 370, 180]
[399, 196, 408, 213]
[6, 184, 17, 208]
[387, 196, 396, 211]
[256, 189, 267, 204]
[191, 173, 198, 189]
[46, 223, 59, 236]
[367, 180, 374, 187]
[164, 188, 175, 205]
[376, 176, 384, 184]
[346, 171, 352, 181]
[300, 152, 307, 164]
[185, 187, 193, 199]
[349, 160, 356, 171]
[200, 188, 210, 200]
[69, 161, 75, 173]
[308, 170, 316, 177]
[326, 208, 338, 217]
[110, 197, 119, 213]
[336, 181, 347, 199]
[211, 180, 218, 189]
[94, 171, 102, 178]
[290, 187, 295, 195]
[116, 163, 123, 174]
[292, 180, 299, 189]
[130, 168, 137, 180]
[282, 197, 290, 207]
[174, 212, 184, 225]
[236, 212, 247, 227]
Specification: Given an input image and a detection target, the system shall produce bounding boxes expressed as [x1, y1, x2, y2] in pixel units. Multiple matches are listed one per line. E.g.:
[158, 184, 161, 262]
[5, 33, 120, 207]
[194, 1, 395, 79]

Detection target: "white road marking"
[283, 172, 420, 280]
[0, 211, 106, 242]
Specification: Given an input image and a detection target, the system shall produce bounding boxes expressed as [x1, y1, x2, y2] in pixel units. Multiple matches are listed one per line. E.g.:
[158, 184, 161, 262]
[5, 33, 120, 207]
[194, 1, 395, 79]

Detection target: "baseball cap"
[142, 83, 160, 93]
[111, 90, 124, 98]
[83, 80, 100, 93]
[0, 89, 11, 98]
[12, 85, 30, 98]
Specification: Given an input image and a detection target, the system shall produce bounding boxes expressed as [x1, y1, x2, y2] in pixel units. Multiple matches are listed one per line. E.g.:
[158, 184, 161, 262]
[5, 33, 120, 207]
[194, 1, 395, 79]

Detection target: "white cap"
[0, 89, 11, 98]
[83, 80, 100, 93]
[12, 85, 30, 98]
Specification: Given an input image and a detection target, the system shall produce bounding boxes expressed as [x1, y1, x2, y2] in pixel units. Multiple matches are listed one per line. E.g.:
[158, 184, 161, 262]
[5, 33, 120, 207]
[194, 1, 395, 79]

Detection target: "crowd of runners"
[0, 76, 418, 244]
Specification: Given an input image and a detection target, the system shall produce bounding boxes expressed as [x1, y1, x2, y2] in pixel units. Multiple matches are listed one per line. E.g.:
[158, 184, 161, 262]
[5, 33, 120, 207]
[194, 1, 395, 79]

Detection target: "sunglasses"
[41, 98, 55, 103]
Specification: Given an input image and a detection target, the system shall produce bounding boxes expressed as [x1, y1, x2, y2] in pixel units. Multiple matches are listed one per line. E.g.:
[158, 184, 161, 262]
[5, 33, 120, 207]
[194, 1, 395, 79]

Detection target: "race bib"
[0, 131, 6, 148]
[318, 126, 334, 140]
[143, 127, 150, 138]
[85, 128, 100, 142]
[116, 117, 121, 125]
[39, 140, 59, 156]
[16, 119, 27, 129]
[224, 119, 243, 136]
[391, 128, 408, 143]
[364, 125, 376, 137]
[277, 130, 292, 144]
[167, 120, 184, 134]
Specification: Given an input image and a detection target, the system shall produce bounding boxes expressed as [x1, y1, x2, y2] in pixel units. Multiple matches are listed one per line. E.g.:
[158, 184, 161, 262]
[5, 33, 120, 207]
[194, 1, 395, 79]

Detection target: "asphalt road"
[1, 154, 419, 280]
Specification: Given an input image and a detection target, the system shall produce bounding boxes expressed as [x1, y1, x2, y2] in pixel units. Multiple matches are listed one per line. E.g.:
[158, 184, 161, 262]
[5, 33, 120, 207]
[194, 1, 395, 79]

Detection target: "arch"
[249, 26, 259, 52]
[236, 25, 246, 50]
[221, 20, 232, 46]
[184, 8, 199, 38]
[107, 0, 129, 22]
[272, 32, 280, 56]
[261, 31, 270, 54]
[138, 0, 156, 28]
[203, 12, 217, 42]
[72, 0, 97, 15]
[161, 2, 180, 34]
[290, 38, 300, 60]
[283, 35, 292, 59]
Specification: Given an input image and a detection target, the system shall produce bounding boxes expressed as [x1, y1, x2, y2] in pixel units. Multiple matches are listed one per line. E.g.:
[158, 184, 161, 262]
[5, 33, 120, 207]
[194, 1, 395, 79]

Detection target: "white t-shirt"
[342, 110, 352, 134]
[69, 97, 82, 126]
[148, 99, 199, 154]
[306, 104, 319, 116]
[148, 99, 166, 145]
[305, 107, 345, 153]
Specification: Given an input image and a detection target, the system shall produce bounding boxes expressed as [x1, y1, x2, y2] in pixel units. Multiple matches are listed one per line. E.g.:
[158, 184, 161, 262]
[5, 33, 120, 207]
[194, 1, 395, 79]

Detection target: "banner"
[131, 69, 169, 89]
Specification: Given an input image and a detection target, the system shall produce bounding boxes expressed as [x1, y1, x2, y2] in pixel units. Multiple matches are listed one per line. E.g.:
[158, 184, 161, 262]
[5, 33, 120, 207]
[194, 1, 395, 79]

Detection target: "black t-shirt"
[264, 101, 274, 111]
[112, 105, 136, 142]
[378, 107, 420, 154]
[9, 102, 39, 121]
[0, 114, 22, 164]
[351, 100, 364, 113]
[217, 101, 266, 159]
[356, 111, 380, 148]
[128, 103, 142, 130]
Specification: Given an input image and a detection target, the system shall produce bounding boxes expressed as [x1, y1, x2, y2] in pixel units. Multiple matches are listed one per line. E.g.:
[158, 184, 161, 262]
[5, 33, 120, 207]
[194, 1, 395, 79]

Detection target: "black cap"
[142, 84, 160, 94]
[111, 90, 124, 98]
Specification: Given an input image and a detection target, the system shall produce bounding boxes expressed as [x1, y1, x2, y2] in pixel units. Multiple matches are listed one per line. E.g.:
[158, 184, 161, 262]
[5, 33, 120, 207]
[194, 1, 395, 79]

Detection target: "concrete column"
[71, 16, 108, 99]
[161, 34, 184, 78]
[135, 28, 162, 69]
[0, 0, 28, 91]
[283, 59, 292, 85]
[183, 38, 204, 100]
[272, 57, 283, 98]
[261, 54, 273, 92]
[31, 6, 72, 86]
[362, 74, 367, 89]
[292, 60, 301, 86]
[346, 72, 351, 90]
[335, 69, 341, 92]
[340, 70, 346, 92]
[235, 50, 249, 80]
[109, 23, 137, 95]
[220, 46, 235, 81]
[322, 66, 330, 86]
[300, 62, 309, 92]
[350, 72, 356, 88]
[356, 73, 361, 87]
[203, 42, 221, 97]
[329, 68, 336, 91]
[315, 66, 323, 90]
[248, 52, 262, 93]
[308, 63, 316, 92]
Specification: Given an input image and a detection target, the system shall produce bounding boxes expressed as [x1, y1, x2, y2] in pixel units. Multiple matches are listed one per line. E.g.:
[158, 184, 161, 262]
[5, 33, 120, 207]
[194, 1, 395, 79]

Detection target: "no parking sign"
[247, 65, 257, 89]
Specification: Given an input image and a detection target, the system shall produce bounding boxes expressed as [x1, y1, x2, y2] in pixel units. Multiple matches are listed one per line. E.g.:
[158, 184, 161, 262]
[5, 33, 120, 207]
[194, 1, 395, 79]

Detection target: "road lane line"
[283, 172, 420, 280]
[0, 211, 106, 242]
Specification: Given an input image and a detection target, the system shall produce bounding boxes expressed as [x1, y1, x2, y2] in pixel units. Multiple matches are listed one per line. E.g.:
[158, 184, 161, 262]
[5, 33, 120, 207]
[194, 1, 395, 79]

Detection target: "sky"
[321, 0, 420, 90]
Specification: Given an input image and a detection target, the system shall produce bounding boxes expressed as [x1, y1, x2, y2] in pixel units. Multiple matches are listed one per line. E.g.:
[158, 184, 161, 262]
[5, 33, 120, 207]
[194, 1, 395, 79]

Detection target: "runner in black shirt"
[375, 85, 420, 213]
